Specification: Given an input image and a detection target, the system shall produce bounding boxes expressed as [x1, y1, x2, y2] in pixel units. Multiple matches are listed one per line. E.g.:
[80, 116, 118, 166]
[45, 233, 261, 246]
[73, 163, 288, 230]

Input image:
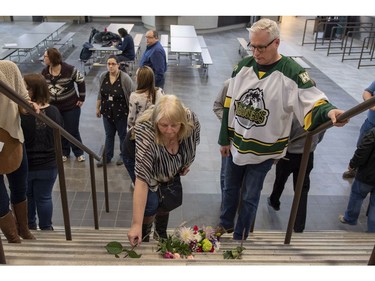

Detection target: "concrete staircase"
[2, 227, 374, 265]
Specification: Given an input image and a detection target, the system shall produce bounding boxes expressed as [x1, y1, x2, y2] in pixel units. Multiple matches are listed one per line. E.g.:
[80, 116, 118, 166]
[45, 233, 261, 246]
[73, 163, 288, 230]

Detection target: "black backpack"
[93, 31, 121, 47]
[89, 28, 99, 44]
[79, 42, 94, 62]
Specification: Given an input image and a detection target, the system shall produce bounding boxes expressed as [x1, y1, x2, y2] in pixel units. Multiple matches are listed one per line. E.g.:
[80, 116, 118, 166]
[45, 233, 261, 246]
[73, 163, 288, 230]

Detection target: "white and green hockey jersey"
[218, 55, 336, 165]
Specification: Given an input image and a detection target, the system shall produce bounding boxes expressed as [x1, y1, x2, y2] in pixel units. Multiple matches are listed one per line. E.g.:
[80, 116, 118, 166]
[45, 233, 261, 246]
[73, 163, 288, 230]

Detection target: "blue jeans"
[220, 154, 273, 240]
[27, 168, 58, 230]
[102, 116, 127, 161]
[144, 188, 159, 217]
[61, 106, 84, 157]
[357, 118, 375, 147]
[0, 145, 28, 216]
[344, 179, 375, 232]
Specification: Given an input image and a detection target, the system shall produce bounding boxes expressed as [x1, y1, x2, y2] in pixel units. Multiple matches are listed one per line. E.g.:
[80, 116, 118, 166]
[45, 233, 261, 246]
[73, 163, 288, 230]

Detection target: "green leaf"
[105, 241, 124, 255]
[223, 251, 232, 259]
[124, 249, 142, 258]
[222, 246, 246, 259]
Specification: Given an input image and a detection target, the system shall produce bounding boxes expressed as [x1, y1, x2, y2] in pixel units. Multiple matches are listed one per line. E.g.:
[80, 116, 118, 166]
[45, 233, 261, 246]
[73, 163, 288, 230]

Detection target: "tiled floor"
[1, 16, 374, 234]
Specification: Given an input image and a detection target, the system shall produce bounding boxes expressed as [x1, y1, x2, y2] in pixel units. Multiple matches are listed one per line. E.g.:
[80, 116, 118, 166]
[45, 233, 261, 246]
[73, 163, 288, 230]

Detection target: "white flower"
[214, 241, 221, 251]
[177, 226, 194, 244]
[193, 233, 202, 242]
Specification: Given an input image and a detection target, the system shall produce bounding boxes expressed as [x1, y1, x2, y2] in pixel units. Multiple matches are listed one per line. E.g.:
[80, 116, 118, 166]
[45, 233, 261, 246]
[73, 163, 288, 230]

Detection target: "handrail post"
[0, 236, 6, 264]
[53, 128, 72, 240]
[102, 147, 109, 212]
[368, 245, 375, 265]
[89, 154, 99, 229]
[284, 133, 313, 244]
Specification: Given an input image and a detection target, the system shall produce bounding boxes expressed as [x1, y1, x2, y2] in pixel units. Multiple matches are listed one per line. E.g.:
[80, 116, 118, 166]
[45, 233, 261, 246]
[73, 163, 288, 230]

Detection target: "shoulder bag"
[0, 128, 23, 174]
[158, 174, 183, 212]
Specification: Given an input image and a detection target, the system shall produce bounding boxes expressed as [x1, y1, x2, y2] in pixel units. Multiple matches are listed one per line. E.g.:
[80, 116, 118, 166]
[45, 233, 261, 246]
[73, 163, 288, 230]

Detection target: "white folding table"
[106, 23, 134, 34]
[170, 25, 197, 37]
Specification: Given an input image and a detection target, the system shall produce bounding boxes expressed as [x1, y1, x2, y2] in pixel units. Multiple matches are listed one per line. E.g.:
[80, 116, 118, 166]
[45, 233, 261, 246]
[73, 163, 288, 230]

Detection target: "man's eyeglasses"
[248, 38, 276, 53]
[145, 36, 155, 39]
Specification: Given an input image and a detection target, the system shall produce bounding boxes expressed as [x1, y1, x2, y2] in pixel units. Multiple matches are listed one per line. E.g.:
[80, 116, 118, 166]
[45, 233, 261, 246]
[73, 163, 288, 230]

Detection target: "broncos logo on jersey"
[234, 88, 269, 129]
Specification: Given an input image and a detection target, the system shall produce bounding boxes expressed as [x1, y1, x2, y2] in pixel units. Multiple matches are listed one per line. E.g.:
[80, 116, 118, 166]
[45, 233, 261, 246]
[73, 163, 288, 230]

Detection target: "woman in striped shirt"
[127, 95, 200, 246]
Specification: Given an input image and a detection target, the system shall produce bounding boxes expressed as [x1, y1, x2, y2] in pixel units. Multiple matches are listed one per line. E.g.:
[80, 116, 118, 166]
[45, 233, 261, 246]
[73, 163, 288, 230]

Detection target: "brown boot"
[12, 200, 36, 240]
[0, 211, 21, 243]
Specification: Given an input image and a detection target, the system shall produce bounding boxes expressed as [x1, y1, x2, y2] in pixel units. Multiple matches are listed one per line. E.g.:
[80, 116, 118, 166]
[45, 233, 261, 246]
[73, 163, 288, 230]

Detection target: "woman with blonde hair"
[127, 95, 200, 245]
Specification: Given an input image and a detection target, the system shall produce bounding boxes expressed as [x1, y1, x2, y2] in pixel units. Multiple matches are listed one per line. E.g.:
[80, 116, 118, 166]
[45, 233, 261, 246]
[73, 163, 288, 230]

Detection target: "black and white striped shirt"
[134, 109, 200, 191]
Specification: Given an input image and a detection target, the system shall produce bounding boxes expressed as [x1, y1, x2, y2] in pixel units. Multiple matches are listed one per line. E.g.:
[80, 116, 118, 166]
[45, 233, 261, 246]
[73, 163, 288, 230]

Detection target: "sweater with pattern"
[41, 62, 86, 112]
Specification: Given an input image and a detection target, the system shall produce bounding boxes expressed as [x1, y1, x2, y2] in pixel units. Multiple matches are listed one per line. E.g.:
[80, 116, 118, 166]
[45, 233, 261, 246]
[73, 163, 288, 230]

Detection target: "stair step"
[2, 227, 374, 265]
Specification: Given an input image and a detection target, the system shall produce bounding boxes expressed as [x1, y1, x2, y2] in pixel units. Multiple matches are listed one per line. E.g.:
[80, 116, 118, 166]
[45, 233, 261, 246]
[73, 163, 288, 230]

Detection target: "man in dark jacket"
[339, 127, 375, 232]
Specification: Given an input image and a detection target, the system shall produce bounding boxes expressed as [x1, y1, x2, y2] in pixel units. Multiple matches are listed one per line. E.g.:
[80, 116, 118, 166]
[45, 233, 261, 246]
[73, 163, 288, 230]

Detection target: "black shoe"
[116, 157, 123, 165]
[41, 226, 54, 231]
[28, 223, 37, 230]
[215, 225, 234, 236]
[97, 159, 111, 168]
[267, 197, 280, 211]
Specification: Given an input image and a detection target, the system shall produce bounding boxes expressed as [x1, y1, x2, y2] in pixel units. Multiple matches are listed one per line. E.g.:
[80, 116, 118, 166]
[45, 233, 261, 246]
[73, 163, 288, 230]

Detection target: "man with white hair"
[217, 18, 348, 240]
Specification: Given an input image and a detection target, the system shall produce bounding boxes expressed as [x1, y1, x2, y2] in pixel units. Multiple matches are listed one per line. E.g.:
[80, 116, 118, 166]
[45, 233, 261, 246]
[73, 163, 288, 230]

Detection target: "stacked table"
[170, 25, 202, 65]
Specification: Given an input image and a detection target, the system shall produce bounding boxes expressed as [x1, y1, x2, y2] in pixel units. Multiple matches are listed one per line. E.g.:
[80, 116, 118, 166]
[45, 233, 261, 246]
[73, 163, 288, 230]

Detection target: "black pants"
[269, 152, 314, 232]
[121, 130, 136, 183]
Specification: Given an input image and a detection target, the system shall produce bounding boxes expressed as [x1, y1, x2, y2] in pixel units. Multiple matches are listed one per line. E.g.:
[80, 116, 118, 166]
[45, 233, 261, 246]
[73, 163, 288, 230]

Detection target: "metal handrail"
[283, 97, 375, 266]
[0, 80, 109, 249]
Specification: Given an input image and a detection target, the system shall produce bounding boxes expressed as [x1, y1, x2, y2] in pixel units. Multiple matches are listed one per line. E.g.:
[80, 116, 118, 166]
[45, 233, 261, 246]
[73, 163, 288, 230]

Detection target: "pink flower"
[173, 253, 181, 259]
[187, 255, 195, 260]
[164, 252, 174, 259]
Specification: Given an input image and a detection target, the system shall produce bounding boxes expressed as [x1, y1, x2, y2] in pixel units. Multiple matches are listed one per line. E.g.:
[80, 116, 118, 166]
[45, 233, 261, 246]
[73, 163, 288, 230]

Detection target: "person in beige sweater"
[0, 60, 38, 243]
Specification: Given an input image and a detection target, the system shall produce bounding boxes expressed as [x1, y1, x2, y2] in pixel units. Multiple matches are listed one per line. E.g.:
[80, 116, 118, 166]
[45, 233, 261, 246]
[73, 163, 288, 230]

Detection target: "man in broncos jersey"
[216, 18, 348, 240]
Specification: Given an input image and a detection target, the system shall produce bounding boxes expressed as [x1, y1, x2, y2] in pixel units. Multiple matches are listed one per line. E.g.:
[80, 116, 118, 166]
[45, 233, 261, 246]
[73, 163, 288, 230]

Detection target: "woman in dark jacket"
[339, 127, 375, 232]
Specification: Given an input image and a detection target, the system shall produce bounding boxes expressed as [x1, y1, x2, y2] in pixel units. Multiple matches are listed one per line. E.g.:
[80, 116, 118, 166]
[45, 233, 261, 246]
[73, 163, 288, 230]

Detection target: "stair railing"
[0, 78, 110, 263]
[283, 96, 375, 265]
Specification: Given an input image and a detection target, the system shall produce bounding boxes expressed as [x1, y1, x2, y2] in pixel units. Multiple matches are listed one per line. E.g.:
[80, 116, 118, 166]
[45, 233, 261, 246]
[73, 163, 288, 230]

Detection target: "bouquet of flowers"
[157, 225, 221, 259]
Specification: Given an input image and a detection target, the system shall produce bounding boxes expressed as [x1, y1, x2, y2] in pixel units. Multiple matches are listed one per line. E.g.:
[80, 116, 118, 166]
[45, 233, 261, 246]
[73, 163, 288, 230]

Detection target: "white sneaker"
[62, 156, 68, 162]
[77, 155, 85, 162]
